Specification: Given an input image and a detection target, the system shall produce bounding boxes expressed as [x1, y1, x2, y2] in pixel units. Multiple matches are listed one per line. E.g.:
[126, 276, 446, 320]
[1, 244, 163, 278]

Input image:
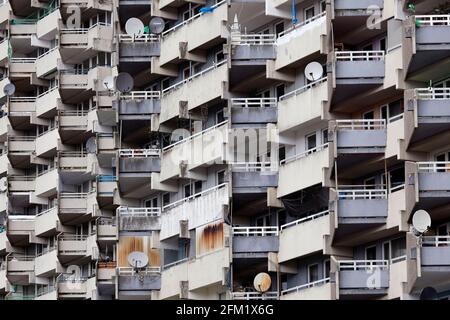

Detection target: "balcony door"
[365, 245, 377, 260]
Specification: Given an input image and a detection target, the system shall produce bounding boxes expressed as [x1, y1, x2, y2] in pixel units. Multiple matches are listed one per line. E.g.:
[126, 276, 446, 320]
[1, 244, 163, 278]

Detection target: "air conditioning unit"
[179, 220, 190, 239]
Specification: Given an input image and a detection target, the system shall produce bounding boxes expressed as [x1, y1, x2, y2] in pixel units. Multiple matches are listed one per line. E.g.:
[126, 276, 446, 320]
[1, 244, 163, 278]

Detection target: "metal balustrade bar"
[422, 236, 450, 246]
[281, 277, 330, 295]
[335, 119, 386, 130]
[337, 187, 387, 200]
[119, 91, 160, 100]
[280, 210, 330, 230]
[278, 11, 326, 38]
[232, 226, 279, 236]
[231, 97, 277, 108]
[280, 143, 329, 165]
[335, 51, 385, 61]
[279, 77, 326, 101]
[416, 15, 450, 26]
[118, 206, 161, 217]
[232, 291, 278, 300]
[119, 34, 159, 43]
[418, 161, 450, 173]
[338, 260, 389, 270]
[230, 162, 275, 172]
[162, 183, 227, 211]
[231, 33, 276, 45]
[416, 88, 450, 100]
[119, 149, 160, 158]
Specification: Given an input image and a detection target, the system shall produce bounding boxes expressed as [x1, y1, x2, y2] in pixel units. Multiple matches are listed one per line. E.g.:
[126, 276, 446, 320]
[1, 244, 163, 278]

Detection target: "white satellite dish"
[253, 272, 271, 293]
[149, 17, 165, 34]
[0, 177, 7, 192]
[103, 76, 115, 91]
[85, 137, 97, 154]
[412, 209, 431, 234]
[3, 83, 15, 96]
[304, 61, 324, 81]
[115, 72, 134, 93]
[125, 18, 145, 37]
[128, 251, 149, 269]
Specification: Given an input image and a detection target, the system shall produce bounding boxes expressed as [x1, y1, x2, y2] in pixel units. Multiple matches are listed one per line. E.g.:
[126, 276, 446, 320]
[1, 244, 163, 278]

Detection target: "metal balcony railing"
[232, 226, 279, 237]
[162, 183, 227, 211]
[335, 119, 386, 130]
[8, 97, 37, 103]
[37, 46, 59, 60]
[60, 22, 111, 35]
[280, 143, 329, 165]
[162, 258, 189, 270]
[119, 148, 160, 158]
[281, 277, 330, 296]
[279, 77, 326, 101]
[417, 161, 450, 173]
[280, 210, 330, 231]
[118, 266, 161, 275]
[119, 34, 159, 43]
[416, 14, 450, 26]
[232, 291, 278, 300]
[422, 236, 450, 247]
[278, 11, 326, 38]
[416, 88, 450, 100]
[337, 187, 387, 200]
[119, 91, 161, 100]
[97, 175, 116, 182]
[338, 260, 389, 271]
[230, 162, 275, 172]
[335, 50, 385, 61]
[231, 97, 277, 108]
[10, 57, 37, 63]
[231, 33, 276, 45]
[118, 206, 161, 217]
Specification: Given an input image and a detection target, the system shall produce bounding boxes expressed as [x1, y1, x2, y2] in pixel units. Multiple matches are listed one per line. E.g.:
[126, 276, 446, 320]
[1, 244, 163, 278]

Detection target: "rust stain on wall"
[196, 222, 224, 256]
[118, 236, 160, 267]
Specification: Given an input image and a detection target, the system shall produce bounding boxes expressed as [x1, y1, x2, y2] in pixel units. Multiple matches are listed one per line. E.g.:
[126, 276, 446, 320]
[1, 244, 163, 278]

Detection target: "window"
[161, 77, 171, 90]
[383, 237, 406, 262]
[162, 193, 170, 207]
[274, 21, 284, 37]
[183, 66, 191, 80]
[380, 38, 386, 52]
[217, 170, 226, 185]
[304, 6, 315, 20]
[279, 146, 286, 162]
[306, 132, 317, 151]
[364, 177, 376, 189]
[194, 181, 202, 194]
[184, 183, 192, 198]
[276, 84, 285, 100]
[308, 264, 319, 283]
[365, 245, 377, 260]
[215, 50, 225, 63]
[322, 129, 328, 144]
[320, 0, 326, 13]
[362, 43, 373, 51]
[216, 110, 225, 124]
[144, 197, 158, 208]
[324, 260, 330, 278]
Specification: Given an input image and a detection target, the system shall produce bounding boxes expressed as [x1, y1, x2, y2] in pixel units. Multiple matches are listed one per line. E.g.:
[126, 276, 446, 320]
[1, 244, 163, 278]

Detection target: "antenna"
[125, 18, 145, 37]
[85, 137, 97, 154]
[420, 287, 438, 300]
[149, 17, 165, 34]
[0, 177, 7, 192]
[3, 83, 15, 96]
[128, 251, 149, 269]
[305, 62, 324, 82]
[412, 209, 431, 236]
[103, 76, 115, 91]
[253, 272, 271, 293]
[115, 72, 134, 93]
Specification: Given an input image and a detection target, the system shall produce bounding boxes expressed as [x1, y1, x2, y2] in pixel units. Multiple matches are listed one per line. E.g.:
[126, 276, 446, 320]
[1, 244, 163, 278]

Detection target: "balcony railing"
[338, 260, 389, 271]
[335, 119, 386, 130]
[231, 33, 276, 45]
[280, 210, 329, 231]
[231, 162, 274, 172]
[232, 226, 279, 237]
[37, 46, 59, 59]
[9, 97, 37, 103]
[335, 50, 385, 61]
[280, 143, 329, 165]
[162, 257, 189, 270]
[279, 77, 326, 101]
[162, 59, 227, 96]
[232, 291, 278, 300]
[281, 277, 330, 296]
[59, 192, 89, 199]
[119, 91, 161, 100]
[118, 266, 161, 275]
[162, 120, 228, 152]
[416, 15, 450, 26]
[416, 88, 450, 100]
[231, 97, 277, 108]
[422, 236, 450, 247]
[117, 206, 161, 217]
[162, 183, 227, 211]
[338, 187, 387, 200]
[119, 149, 160, 158]
[119, 34, 159, 43]
[417, 161, 450, 173]
[10, 57, 37, 64]
[60, 22, 111, 35]
[278, 11, 326, 38]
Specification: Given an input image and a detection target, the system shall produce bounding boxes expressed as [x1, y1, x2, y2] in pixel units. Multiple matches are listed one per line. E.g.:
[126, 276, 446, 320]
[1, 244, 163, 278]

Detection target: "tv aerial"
[115, 72, 134, 93]
[0, 177, 7, 192]
[253, 272, 271, 293]
[149, 17, 165, 34]
[411, 209, 431, 236]
[85, 137, 97, 154]
[125, 17, 145, 37]
[304, 61, 324, 82]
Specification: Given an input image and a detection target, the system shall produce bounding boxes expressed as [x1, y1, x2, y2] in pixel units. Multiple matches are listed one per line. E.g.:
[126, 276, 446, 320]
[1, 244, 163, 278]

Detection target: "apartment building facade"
[0, 0, 449, 300]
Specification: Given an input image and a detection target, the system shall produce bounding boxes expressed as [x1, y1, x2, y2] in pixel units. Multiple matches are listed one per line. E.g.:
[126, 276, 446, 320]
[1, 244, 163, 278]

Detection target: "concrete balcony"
[415, 162, 450, 209]
[8, 97, 36, 116]
[334, 51, 385, 85]
[0, 153, 7, 176]
[35, 289, 58, 300]
[35, 128, 59, 158]
[230, 33, 276, 61]
[58, 151, 94, 173]
[119, 34, 160, 62]
[281, 278, 332, 300]
[160, 248, 230, 299]
[231, 162, 278, 193]
[0, 1, 11, 26]
[8, 176, 36, 193]
[58, 192, 98, 224]
[0, 39, 9, 66]
[57, 234, 98, 265]
[60, 0, 114, 10]
[35, 249, 63, 277]
[35, 87, 60, 117]
[278, 144, 330, 198]
[9, 58, 36, 76]
[337, 260, 389, 297]
[7, 215, 36, 246]
[274, 12, 327, 70]
[278, 78, 328, 133]
[118, 149, 161, 181]
[160, 183, 229, 240]
[232, 291, 278, 300]
[232, 226, 279, 256]
[34, 169, 58, 198]
[59, 69, 89, 90]
[6, 254, 35, 286]
[36, 47, 61, 78]
[230, 98, 277, 125]
[279, 211, 330, 263]
[333, 0, 384, 17]
[97, 217, 118, 241]
[160, 121, 228, 182]
[35, 207, 62, 237]
[0, 116, 8, 142]
[59, 110, 89, 133]
[416, 236, 450, 289]
[57, 276, 97, 300]
[160, 61, 228, 124]
[97, 262, 116, 296]
[118, 206, 161, 234]
[159, 1, 228, 66]
[118, 267, 161, 299]
[10, 20, 36, 37]
[404, 15, 450, 80]
[404, 88, 450, 148]
[36, 8, 60, 40]
[7, 136, 35, 154]
[118, 91, 161, 120]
